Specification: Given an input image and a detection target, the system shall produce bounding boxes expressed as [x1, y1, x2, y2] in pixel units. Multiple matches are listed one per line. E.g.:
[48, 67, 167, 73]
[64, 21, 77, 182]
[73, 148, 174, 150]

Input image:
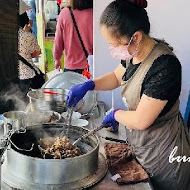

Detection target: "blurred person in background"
[27, 0, 39, 63]
[18, 0, 42, 97]
[60, 0, 71, 9]
[53, 0, 93, 74]
[44, 0, 59, 23]
[27, 0, 37, 38]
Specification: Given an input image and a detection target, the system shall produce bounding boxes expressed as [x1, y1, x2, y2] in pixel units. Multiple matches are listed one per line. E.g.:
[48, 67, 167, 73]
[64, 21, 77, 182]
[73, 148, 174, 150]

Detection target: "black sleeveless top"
[121, 54, 181, 116]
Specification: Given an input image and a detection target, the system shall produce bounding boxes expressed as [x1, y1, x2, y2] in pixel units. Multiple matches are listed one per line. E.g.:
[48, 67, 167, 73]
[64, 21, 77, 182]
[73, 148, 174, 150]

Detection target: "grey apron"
[121, 42, 190, 190]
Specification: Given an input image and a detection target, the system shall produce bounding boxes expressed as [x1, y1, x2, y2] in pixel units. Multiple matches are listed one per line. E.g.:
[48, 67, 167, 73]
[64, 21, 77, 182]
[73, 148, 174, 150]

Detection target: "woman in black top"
[121, 52, 181, 117]
[67, 0, 190, 189]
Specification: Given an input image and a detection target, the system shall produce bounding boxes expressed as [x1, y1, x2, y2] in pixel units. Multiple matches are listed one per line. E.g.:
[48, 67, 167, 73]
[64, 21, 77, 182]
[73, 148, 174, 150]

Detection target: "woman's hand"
[24, 23, 32, 32]
[31, 50, 41, 58]
[29, 20, 33, 27]
[102, 109, 119, 132]
[67, 80, 95, 107]
[54, 60, 62, 70]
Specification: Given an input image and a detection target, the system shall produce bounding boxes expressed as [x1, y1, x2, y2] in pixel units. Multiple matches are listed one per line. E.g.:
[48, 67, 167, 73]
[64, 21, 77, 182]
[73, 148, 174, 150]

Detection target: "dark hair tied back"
[19, 12, 29, 28]
[117, 0, 147, 8]
[100, 0, 150, 38]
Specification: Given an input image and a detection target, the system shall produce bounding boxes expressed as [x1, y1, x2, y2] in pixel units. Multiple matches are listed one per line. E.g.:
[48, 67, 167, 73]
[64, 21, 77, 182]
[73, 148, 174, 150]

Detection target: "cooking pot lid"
[42, 72, 96, 114]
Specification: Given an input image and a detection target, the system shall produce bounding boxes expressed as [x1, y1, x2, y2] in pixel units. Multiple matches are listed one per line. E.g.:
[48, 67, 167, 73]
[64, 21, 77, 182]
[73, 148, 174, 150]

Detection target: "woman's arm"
[94, 64, 126, 91]
[115, 94, 167, 130]
[114, 55, 181, 130]
[31, 49, 41, 58]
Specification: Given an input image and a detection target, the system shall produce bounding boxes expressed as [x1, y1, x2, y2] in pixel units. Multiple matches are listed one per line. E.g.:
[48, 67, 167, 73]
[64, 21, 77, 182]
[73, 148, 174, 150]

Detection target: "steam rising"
[2, 83, 28, 112]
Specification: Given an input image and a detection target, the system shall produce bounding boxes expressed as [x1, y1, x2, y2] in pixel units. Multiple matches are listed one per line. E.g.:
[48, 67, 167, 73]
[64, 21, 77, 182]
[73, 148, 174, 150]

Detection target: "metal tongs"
[64, 105, 74, 137]
[73, 124, 104, 145]
[43, 90, 74, 137]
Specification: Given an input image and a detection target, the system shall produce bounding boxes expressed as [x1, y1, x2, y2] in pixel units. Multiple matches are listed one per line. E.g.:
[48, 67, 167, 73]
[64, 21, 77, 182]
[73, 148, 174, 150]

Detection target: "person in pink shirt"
[53, 0, 93, 74]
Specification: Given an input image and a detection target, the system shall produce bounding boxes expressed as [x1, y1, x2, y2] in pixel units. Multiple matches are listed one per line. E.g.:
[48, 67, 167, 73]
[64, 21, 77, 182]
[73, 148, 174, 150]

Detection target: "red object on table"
[43, 91, 59, 95]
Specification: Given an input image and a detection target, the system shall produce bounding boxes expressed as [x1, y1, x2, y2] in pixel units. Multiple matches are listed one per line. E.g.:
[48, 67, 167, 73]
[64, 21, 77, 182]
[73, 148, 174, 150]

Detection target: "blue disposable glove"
[67, 80, 95, 107]
[102, 109, 119, 132]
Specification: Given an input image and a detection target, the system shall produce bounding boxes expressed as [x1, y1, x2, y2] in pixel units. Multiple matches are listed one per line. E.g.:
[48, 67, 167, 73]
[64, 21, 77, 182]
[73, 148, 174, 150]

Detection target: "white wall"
[94, 0, 125, 111]
[147, 0, 190, 116]
[94, 0, 190, 116]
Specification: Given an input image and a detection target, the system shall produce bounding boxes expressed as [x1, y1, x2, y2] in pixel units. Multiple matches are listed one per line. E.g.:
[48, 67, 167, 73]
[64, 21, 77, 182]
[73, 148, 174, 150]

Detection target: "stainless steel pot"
[6, 124, 99, 184]
[27, 88, 84, 113]
[42, 72, 97, 114]
[0, 120, 4, 139]
[3, 111, 26, 134]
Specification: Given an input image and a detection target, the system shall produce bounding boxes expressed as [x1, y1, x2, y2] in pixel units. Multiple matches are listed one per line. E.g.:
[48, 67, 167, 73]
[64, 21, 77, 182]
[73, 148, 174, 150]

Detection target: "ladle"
[60, 105, 74, 138]
[65, 105, 74, 137]
[73, 124, 104, 145]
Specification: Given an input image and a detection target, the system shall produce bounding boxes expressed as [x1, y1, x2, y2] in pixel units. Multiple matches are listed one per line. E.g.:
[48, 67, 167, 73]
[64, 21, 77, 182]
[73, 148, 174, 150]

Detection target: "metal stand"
[0, 127, 32, 190]
[0, 155, 5, 190]
[0, 136, 9, 190]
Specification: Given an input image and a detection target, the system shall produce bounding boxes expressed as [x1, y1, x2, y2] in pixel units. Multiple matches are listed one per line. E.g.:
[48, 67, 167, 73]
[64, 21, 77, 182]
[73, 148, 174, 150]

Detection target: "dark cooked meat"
[104, 143, 132, 166]
[42, 137, 82, 159]
[104, 143, 149, 184]
[110, 160, 149, 184]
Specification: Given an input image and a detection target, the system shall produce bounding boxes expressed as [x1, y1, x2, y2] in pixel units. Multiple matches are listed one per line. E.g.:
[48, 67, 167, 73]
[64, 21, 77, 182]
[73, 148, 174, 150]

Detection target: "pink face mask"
[109, 36, 139, 60]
